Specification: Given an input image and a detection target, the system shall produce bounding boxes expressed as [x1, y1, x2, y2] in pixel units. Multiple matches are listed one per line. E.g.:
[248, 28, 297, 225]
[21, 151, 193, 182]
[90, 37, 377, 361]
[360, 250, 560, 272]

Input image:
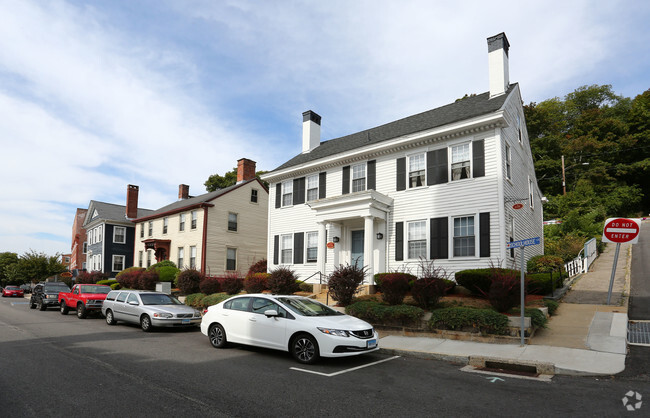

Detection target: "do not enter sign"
[602, 218, 641, 244]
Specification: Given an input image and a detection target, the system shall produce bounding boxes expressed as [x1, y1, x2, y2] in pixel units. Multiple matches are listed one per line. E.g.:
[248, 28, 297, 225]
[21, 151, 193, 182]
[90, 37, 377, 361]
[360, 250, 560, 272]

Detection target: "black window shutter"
[396, 157, 406, 191]
[275, 183, 281, 208]
[480, 212, 490, 257]
[428, 149, 448, 185]
[367, 160, 376, 190]
[318, 172, 327, 199]
[293, 177, 305, 205]
[293, 232, 304, 264]
[342, 166, 350, 195]
[430, 217, 448, 259]
[273, 235, 279, 264]
[395, 222, 404, 261]
[473, 140, 485, 178]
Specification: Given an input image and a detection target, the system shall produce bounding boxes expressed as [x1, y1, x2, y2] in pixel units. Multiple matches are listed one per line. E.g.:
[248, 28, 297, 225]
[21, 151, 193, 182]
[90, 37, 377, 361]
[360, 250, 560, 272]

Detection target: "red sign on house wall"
[602, 218, 640, 244]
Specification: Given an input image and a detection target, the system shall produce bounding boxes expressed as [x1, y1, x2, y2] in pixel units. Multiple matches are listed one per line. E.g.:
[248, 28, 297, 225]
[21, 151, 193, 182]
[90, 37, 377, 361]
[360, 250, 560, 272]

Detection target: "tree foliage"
[204, 168, 269, 192]
[1, 250, 67, 286]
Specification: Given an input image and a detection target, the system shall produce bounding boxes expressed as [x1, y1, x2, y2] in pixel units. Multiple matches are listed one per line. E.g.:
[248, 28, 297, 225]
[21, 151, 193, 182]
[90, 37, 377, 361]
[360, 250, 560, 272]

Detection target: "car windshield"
[277, 297, 343, 317]
[80, 285, 110, 294]
[140, 293, 182, 306]
[45, 284, 70, 292]
[6, 286, 20, 290]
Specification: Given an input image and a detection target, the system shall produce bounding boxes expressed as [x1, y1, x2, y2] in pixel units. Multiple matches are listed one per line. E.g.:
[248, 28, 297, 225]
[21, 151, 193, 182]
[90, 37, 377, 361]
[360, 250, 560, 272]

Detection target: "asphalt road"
[1, 297, 649, 417]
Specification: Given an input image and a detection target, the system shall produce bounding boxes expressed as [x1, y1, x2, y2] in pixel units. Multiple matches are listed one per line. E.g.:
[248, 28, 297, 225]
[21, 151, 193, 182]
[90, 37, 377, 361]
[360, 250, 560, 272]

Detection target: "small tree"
[175, 269, 203, 295]
[379, 273, 411, 305]
[411, 258, 450, 310]
[244, 273, 269, 293]
[327, 264, 365, 306]
[267, 267, 300, 295]
[246, 259, 267, 277]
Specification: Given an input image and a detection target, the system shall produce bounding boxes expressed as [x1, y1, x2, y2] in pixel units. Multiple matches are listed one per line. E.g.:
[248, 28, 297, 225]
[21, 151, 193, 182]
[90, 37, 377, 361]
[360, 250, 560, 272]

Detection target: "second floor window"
[352, 164, 366, 192]
[306, 175, 319, 201]
[191, 211, 198, 230]
[228, 213, 238, 232]
[505, 144, 512, 180]
[179, 213, 186, 231]
[140, 224, 144, 238]
[226, 248, 237, 271]
[451, 143, 471, 180]
[113, 226, 126, 244]
[148, 221, 153, 237]
[282, 181, 293, 206]
[251, 189, 258, 203]
[409, 154, 425, 188]
[82, 242, 87, 254]
[163, 217, 168, 234]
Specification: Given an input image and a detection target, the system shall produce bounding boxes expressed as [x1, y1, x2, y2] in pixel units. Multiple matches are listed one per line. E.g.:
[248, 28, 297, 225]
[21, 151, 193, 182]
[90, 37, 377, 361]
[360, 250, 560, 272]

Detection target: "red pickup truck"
[59, 284, 112, 319]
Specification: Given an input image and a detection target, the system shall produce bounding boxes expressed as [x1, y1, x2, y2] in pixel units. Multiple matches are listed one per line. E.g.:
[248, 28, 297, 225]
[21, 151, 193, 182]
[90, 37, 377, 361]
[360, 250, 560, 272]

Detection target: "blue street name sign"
[506, 237, 541, 249]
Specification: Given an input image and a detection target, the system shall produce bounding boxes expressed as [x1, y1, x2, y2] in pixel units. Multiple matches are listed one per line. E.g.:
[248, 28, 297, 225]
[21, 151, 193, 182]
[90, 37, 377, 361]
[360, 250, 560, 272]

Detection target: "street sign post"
[506, 236, 541, 346]
[602, 218, 641, 304]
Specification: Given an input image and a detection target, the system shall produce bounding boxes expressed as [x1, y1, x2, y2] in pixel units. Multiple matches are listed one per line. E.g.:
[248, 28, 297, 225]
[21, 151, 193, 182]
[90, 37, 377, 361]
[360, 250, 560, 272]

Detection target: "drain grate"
[627, 321, 650, 346]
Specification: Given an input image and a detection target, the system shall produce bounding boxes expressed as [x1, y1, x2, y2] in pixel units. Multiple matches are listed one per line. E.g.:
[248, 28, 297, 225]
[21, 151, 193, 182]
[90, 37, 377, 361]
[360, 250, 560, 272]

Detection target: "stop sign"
[602, 218, 640, 244]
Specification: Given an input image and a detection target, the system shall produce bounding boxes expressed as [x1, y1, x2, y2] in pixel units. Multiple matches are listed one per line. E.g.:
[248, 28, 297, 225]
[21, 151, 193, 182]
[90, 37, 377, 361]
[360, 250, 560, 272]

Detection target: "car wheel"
[60, 302, 69, 315]
[208, 324, 227, 348]
[140, 315, 153, 332]
[291, 333, 319, 365]
[76, 304, 87, 319]
[105, 309, 117, 325]
[38, 300, 46, 311]
[29, 300, 36, 309]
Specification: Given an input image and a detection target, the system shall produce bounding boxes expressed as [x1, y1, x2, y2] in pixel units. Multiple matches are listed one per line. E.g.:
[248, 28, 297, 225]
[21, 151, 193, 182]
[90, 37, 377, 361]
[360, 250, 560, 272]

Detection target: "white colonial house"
[261, 33, 543, 287]
[133, 159, 268, 276]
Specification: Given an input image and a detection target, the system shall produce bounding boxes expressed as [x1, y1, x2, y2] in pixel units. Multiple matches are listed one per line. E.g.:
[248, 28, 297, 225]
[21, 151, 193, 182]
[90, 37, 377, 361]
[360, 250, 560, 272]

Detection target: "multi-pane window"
[408, 221, 427, 259]
[306, 175, 319, 201]
[529, 178, 534, 209]
[409, 154, 425, 188]
[306, 232, 318, 262]
[226, 248, 237, 271]
[179, 213, 186, 231]
[178, 247, 184, 269]
[505, 144, 512, 180]
[147, 251, 151, 268]
[189, 246, 197, 269]
[114, 226, 126, 244]
[517, 114, 522, 143]
[140, 224, 144, 238]
[451, 144, 471, 180]
[191, 211, 197, 229]
[82, 242, 87, 254]
[112, 255, 125, 272]
[163, 217, 168, 234]
[281, 234, 292, 264]
[148, 221, 153, 237]
[282, 181, 293, 206]
[453, 216, 475, 257]
[251, 189, 258, 203]
[138, 251, 143, 268]
[97, 225, 102, 242]
[352, 164, 366, 192]
[228, 213, 238, 231]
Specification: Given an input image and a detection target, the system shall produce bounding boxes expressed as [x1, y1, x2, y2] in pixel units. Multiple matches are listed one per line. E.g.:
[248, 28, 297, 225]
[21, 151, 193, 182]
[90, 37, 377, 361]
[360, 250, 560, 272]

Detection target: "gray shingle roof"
[86, 201, 154, 225]
[272, 85, 516, 172]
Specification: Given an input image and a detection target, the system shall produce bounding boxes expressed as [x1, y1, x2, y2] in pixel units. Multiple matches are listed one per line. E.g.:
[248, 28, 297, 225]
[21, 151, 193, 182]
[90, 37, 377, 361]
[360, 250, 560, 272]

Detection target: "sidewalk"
[378, 242, 631, 376]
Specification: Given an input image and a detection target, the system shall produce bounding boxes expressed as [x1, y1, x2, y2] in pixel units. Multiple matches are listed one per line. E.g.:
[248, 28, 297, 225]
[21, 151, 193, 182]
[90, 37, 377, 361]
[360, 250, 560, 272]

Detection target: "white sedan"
[200, 294, 379, 364]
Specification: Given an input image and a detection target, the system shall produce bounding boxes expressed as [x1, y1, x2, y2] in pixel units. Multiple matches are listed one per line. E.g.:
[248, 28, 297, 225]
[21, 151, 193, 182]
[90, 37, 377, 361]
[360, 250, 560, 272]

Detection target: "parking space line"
[290, 355, 401, 377]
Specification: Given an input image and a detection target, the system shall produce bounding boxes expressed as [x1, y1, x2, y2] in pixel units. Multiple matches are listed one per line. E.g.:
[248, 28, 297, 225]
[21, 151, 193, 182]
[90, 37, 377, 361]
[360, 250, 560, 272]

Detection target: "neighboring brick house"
[70, 208, 88, 273]
[261, 33, 543, 286]
[60, 254, 71, 269]
[83, 185, 153, 278]
[132, 158, 269, 276]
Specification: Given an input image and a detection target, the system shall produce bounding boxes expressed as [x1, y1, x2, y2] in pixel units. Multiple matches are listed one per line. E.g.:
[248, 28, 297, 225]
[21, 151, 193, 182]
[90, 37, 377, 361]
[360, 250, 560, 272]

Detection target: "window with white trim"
[529, 177, 534, 209]
[408, 221, 427, 259]
[177, 247, 184, 269]
[163, 217, 168, 234]
[179, 213, 186, 231]
[148, 221, 153, 237]
[453, 216, 475, 257]
[281, 234, 292, 264]
[451, 143, 471, 180]
[138, 251, 143, 268]
[82, 242, 87, 254]
[147, 251, 151, 268]
[226, 248, 237, 271]
[517, 113, 522, 143]
[505, 144, 512, 180]
[140, 224, 144, 238]
[251, 189, 258, 203]
[282, 181, 293, 206]
[190, 246, 197, 269]
[409, 154, 425, 188]
[112, 255, 125, 272]
[352, 164, 366, 192]
[113, 226, 126, 244]
[306, 175, 319, 201]
[228, 213, 238, 232]
[306, 232, 318, 262]
[191, 210, 198, 229]
[97, 225, 102, 242]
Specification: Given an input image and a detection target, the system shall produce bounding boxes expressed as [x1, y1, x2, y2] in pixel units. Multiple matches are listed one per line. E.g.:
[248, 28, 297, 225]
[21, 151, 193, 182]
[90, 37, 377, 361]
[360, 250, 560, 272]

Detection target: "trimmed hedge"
[527, 272, 564, 295]
[96, 279, 118, 286]
[202, 293, 233, 308]
[184, 292, 233, 309]
[110, 283, 121, 290]
[455, 268, 520, 295]
[185, 293, 206, 308]
[544, 299, 559, 316]
[345, 301, 424, 327]
[428, 307, 509, 335]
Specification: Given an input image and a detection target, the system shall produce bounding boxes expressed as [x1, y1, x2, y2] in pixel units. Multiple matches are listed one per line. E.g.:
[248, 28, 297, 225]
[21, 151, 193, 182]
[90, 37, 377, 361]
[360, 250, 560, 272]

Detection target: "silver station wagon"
[102, 289, 201, 332]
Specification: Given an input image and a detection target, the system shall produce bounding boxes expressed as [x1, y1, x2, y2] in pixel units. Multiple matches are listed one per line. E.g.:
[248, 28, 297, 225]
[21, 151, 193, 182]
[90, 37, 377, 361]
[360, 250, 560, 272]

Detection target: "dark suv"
[30, 282, 71, 311]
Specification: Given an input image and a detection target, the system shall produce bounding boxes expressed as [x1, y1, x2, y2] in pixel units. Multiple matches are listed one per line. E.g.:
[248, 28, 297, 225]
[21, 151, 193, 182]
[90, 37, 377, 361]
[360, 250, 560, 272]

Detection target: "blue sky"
[0, 0, 648, 257]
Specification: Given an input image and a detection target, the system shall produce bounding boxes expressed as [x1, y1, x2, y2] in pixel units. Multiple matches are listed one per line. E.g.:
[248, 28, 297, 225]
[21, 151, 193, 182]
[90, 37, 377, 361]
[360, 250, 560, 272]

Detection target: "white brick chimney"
[302, 110, 321, 153]
[487, 32, 510, 99]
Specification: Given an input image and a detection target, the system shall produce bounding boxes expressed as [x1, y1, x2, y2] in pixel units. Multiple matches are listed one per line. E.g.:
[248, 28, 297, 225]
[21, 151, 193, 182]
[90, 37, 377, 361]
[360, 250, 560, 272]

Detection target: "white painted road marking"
[290, 355, 401, 377]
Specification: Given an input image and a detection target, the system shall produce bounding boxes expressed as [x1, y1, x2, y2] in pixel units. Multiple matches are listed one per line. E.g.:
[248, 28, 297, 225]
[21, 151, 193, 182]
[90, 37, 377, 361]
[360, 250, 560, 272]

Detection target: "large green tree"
[0, 252, 19, 286]
[2, 251, 68, 285]
[205, 168, 268, 192]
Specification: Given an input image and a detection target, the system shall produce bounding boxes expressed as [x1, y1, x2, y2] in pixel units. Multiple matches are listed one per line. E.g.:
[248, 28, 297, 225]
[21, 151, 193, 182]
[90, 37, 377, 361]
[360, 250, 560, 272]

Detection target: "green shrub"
[328, 264, 365, 306]
[455, 268, 519, 295]
[244, 273, 269, 293]
[374, 272, 417, 289]
[185, 293, 206, 308]
[411, 277, 447, 310]
[268, 267, 300, 295]
[202, 293, 233, 308]
[299, 282, 313, 293]
[156, 266, 180, 282]
[200, 277, 221, 295]
[147, 260, 177, 270]
[527, 272, 564, 295]
[525, 308, 548, 328]
[544, 299, 559, 316]
[481, 268, 522, 313]
[379, 273, 412, 305]
[428, 307, 509, 335]
[346, 301, 424, 326]
[110, 283, 121, 290]
[96, 279, 117, 286]
[527, 255, 564, 273]
[116, 267, 145, 289]
[175, 269, 203, 295]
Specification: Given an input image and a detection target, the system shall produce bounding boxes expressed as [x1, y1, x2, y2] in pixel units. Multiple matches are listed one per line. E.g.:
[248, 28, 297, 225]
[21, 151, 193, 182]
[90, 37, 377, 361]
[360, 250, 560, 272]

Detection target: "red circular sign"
[603, 218, 639, 243]
[326, 242, 335, 249]
[512, 203, 524, 210]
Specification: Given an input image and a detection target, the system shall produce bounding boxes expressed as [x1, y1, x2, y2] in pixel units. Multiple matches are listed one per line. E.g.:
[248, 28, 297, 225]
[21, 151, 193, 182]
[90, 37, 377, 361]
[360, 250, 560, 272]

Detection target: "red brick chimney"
[237, 158, 256, 183]
[126, 185, 139, 219]
[178, 184, 190, 200]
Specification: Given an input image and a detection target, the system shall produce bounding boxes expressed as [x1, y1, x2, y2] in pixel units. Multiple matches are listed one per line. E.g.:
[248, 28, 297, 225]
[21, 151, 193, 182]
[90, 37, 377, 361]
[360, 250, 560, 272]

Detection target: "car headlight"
[153, 313, 173, 318]
[193, 311, 202, 318]
[318, 327, 349, 337]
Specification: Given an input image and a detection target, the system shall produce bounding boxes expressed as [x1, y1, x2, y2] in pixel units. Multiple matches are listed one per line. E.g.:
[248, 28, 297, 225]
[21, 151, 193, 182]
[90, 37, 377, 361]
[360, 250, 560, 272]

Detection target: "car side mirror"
[264, 309, 279, 318]
[128, 301, 139, 306]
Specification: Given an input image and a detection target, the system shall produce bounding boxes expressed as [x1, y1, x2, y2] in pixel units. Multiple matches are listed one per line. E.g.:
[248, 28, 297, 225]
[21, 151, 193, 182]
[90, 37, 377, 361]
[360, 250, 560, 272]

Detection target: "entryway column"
[364, 216, 375, 285]
[316, 222, 327, 293]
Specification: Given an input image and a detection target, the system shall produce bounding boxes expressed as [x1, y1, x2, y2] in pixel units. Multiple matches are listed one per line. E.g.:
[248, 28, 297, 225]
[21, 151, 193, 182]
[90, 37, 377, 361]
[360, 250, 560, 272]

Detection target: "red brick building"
[70, 208, 88, 272]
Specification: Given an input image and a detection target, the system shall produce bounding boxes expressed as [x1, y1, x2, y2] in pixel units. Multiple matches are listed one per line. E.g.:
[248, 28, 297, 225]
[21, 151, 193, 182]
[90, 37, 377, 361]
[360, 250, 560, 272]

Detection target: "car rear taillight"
[203, 308, 209, 315]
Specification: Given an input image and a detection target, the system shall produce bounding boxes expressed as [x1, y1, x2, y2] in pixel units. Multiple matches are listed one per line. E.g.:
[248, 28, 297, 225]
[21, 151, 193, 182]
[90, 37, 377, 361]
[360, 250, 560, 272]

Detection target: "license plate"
[367, 339, 377, 348]
[182, 319, 190, 324]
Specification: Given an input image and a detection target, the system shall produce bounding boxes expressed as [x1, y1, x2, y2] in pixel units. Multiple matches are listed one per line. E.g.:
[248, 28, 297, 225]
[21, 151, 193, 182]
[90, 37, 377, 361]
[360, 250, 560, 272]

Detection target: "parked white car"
[200, 294, 379, 364]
